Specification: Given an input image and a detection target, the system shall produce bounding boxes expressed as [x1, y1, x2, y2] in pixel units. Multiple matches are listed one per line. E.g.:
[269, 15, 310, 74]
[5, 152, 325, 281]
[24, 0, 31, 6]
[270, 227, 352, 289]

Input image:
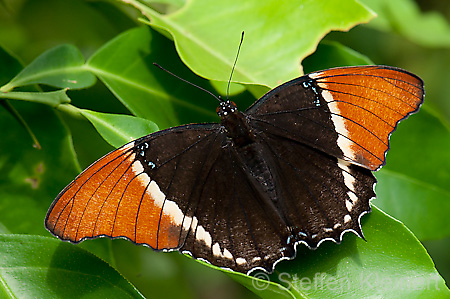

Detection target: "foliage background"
[1, 0, 450, 298]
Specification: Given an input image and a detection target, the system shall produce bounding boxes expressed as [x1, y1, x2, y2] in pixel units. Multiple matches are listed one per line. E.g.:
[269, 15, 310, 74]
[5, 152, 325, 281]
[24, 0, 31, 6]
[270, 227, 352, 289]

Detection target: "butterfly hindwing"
[255, 131, 376, 248]
[180, 146, 295, 273]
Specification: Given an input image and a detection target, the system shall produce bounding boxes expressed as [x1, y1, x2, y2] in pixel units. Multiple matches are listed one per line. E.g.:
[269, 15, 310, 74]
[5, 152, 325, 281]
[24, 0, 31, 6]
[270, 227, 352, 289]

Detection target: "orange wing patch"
[45, 141, 184, 250]
[310, 66, 424, 170]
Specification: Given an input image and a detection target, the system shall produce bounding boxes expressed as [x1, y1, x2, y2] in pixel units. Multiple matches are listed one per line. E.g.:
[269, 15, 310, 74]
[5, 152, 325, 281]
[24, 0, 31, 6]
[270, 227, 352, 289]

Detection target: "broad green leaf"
[146, 0, 186, 11]
[359, 0, 450, 47]
[86, 26, 218, 129]
[0, 45, 41, 148]
[0, 100, 41, 149]
[210, 81, 246, 97]
[0, 44, 96, 92]
[0, 235, 144, 299]
[80, 109, 159, 148]
[0, 46, 79, 238]
[302, 41, 373, 73]
[376, 109, 450, 240]
[0, 101, 79, 236]
[123, 0, 375, 87]
[0, 46, 22, 86]
[0, 89, 71, 107]
[111, 239, 198, 299]
[217, 264, 296, 299]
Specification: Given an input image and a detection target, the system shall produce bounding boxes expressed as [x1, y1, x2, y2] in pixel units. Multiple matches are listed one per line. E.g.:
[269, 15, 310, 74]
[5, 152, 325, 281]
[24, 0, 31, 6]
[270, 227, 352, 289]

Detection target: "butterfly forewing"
[247, 65, 424, 170]
[46, 124, 222, 250]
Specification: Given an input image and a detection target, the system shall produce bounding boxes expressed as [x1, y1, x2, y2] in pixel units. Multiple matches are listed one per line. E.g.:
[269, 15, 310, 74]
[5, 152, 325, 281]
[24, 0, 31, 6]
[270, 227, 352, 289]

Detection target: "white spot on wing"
[131, 160, 145, 175]
[252, 256, 261, 263]
[148, 180, 165, 207]
[132, 162, 151, 189]
[122, 141, 135, 151]
[338, 159, 356, 192]
[182, 215, 192, 231]
[139, 177, 190, 231]
[212, 243, 221, 257]
[223, 248, 233, 260]
[346, 199, 353, 212]
[236, 257, 247, 265]
[194, 219, 212, 247]
[163, 200, 184, 227]
[191, 216, 198, 230]
[212, 242, 234, 260]
[308, 71, 324, 79]
[344, 214, 351, 223]
[321, 90, 355, 160]
[348, 191, 358, 204]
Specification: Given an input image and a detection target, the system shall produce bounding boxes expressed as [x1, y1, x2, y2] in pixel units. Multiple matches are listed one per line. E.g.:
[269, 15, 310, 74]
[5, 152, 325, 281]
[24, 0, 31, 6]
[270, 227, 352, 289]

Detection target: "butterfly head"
[216, 100, 238, 117]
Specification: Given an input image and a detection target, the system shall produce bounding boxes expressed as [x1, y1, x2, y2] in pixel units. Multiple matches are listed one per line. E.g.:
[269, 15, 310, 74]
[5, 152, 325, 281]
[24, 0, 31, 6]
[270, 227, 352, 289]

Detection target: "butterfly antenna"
[153, 63, 222, 102]
[227, 31, 244, 100]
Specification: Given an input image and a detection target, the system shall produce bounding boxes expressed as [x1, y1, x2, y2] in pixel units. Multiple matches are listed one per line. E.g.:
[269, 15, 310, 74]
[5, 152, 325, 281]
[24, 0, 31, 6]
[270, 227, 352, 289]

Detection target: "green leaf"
[229, 270, 296, 299]
[0, 44, 96, 92]
[0, 48, 78, 239]
[302, 40, 373, 73]
[376, 109, 450, 240]
[0, 101, 79, 236]
[80, 109, 159, 148]
[124, 0, 375, 87]
[0, 89, 71, 107]
[86, 26, 218, 129]
[233, 206, 449, 298]
[359, 0, 450, 47]
[0, 46, 22, 86]
[0, 46, 41, 149]
[0, 235, 144, 299]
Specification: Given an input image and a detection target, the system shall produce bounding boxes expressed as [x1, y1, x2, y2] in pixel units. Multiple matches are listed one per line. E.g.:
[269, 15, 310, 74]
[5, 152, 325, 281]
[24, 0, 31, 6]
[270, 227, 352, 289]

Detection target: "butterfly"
[46, 65, 424, 275]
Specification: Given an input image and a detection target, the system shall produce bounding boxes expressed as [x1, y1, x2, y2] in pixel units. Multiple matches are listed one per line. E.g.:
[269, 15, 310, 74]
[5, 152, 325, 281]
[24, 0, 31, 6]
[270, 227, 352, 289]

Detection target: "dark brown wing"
[254, 130, 376, 249]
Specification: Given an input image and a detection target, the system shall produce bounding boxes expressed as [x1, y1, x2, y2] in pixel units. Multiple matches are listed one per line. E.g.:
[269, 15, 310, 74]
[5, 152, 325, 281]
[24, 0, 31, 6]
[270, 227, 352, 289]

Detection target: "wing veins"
[73, 151, 134, 240]
[251, 106, 320, 117]
[157, 132, 220, 250]
[251, 116, 383, 164]
[320, 84, 416, 112]
[257, 135, 332, 225]
[329, 112, 389, 147]
[155, 132, 217, 169]
[316, 70, 421, 91]
[111, 169, 147, 238]
[91, 159, 134, 237]
[232, 162, 266, 267]
[134, 179, 151, 243]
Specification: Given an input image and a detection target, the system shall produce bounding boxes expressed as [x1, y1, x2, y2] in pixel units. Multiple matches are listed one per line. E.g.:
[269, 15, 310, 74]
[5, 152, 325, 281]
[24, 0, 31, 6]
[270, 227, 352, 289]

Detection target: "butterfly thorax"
[218, 100, 254, 147]
[218, 100, 279, 203]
